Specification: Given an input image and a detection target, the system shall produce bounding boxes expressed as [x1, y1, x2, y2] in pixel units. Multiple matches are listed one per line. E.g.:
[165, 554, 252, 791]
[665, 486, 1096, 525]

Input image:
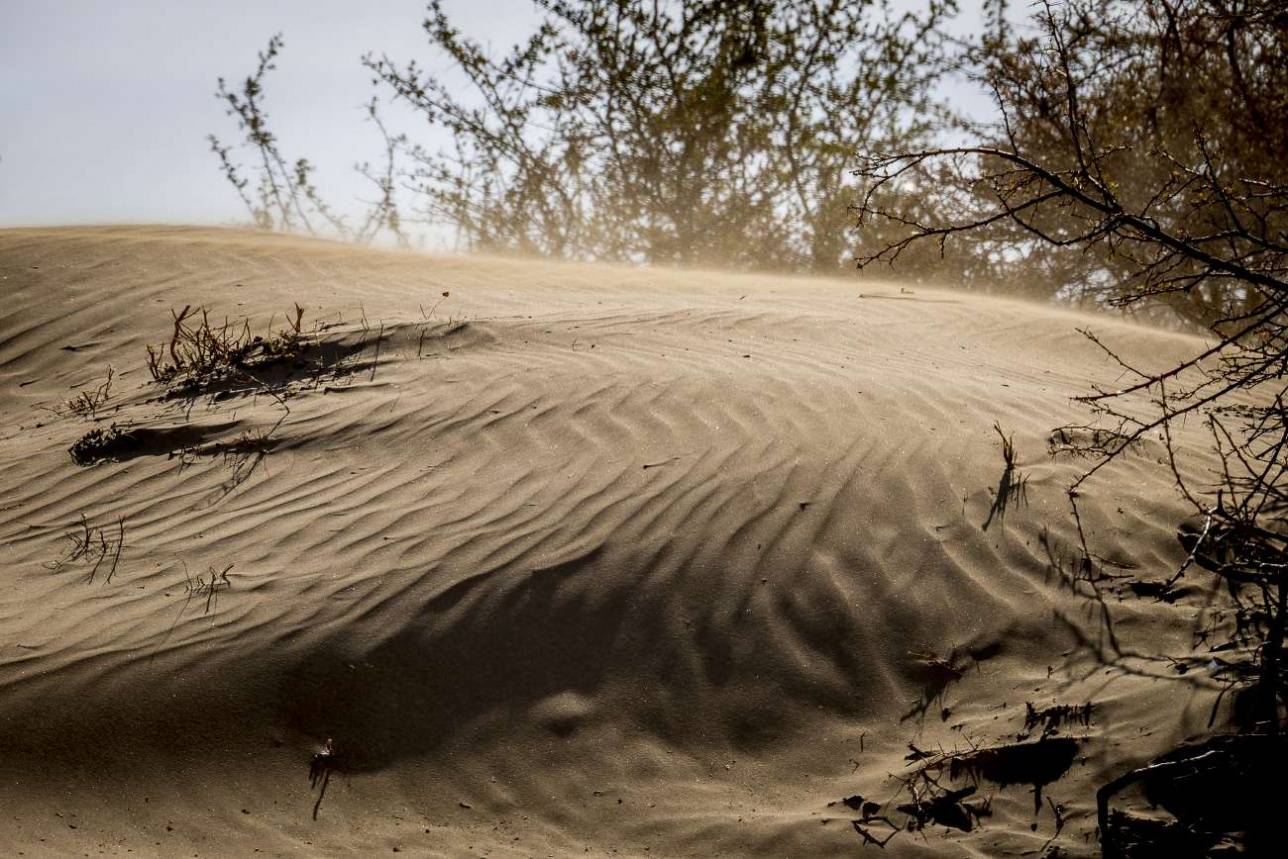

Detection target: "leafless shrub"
[178, 425, 283, 503]
[846, 735, 1075, 849]
[854, 3, 1288, 852]
[212, 3, 959, 271]
[1024, 701, 1093, 739]
[183, 562, 234, 615]
[65, 366, 114, 418]
[983, 421, 1028, 530]
[145, 303, 304, 387]
[45, 514, 125, 584]
[68, 424, 129, 465]
[209, 34, 408, 245]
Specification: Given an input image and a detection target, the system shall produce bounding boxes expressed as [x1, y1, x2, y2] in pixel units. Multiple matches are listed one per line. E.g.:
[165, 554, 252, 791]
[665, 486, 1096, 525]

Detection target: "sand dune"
[0, 226, 1225, 856]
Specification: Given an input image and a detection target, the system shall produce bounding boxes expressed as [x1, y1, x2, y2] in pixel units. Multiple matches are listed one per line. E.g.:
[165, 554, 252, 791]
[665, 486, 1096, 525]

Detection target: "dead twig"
[65, 366, 114, 418]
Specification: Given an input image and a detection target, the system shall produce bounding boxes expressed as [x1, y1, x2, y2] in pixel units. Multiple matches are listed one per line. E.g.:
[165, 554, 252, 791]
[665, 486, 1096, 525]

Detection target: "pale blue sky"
[1, 1, 991, 232]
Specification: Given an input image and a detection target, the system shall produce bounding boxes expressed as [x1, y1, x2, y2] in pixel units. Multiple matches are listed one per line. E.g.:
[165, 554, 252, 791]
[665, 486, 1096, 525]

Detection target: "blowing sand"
[0, 226, 1224, 856]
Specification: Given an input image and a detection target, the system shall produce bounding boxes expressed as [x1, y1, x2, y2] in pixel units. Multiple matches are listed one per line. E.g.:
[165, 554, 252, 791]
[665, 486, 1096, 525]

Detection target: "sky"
[0, 1, 540, 230]
[1, 1, 993, 232]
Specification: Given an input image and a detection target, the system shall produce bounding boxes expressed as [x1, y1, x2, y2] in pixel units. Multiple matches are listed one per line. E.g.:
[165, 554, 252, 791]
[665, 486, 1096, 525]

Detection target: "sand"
[0, 225, 1228, 856]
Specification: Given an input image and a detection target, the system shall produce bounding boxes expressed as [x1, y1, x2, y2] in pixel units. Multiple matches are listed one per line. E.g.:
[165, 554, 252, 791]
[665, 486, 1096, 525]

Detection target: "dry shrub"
[65, 366, 114, 418]
[44, 513, 124, 584]
[146, 303, 305, 391]
[68, 424, 128, 465]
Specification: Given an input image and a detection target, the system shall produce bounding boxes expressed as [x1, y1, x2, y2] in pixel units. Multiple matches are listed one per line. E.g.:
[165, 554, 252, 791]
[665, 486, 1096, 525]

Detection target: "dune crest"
[0, 226, 1216, 856]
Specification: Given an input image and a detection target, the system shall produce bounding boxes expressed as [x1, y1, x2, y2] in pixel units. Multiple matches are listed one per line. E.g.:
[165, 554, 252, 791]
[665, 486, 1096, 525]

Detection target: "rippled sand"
[0, 226, 1219, 856]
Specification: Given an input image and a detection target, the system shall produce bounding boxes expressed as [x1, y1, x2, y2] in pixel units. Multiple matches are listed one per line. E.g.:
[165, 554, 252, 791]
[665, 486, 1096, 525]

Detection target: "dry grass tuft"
[145, 303, 305, 392]
[68, 424, 128, 465]
[45, 514, 125, 584]
[1024, 701, 1093, 738]
[846, 736, 1077, 848]
[983, 422, 1029, 530]
[183, 562, 234, 615]
[65, 366, 114, 418]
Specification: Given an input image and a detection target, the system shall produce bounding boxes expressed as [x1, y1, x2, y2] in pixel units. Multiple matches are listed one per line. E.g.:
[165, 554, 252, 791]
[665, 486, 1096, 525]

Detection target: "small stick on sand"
[104, 518, 125, 584]
[370, 321, 384, 381]
[310, 738, 335, 820]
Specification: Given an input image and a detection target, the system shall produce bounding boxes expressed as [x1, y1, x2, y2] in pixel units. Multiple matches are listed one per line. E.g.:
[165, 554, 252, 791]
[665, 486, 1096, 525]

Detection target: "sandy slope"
[0, 226, 1227, 857]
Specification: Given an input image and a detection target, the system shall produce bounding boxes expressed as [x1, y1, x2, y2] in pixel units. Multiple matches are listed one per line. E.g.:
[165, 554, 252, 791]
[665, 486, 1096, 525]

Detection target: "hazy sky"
[1, 1, 991, 231]
[0, 1, 540, 229]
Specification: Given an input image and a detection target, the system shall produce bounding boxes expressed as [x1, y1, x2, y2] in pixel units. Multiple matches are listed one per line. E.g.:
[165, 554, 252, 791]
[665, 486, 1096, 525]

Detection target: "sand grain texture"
[0, 227, 1225, 856]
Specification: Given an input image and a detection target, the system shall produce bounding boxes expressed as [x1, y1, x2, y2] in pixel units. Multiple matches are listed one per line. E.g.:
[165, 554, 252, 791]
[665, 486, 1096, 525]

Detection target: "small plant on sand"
[982, 422, 1028, 530]
[145, 303, 305, 392]
[416, 291, 453, 358]
[1025, 701, 1093, 739]
[45, 514, 125, 584]
[309, 738, 336, 820]
[213, 428, 278, 457]
[846, 733, 1079, 848]
[177, 427, 279, 467]
[182, 562, 234, 615]
[68, 424, 128, 465]
[65, 366, 114, 418]
[179, 426, 282, 502]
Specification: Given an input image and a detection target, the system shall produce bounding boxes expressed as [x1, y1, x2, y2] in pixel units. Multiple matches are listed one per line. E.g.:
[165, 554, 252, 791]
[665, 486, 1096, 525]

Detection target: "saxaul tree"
[362, 0, 956, 271]
[210, 34, 410, 246]
[857, 1, 1287, 315]
[855, 0, 1287, 847]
